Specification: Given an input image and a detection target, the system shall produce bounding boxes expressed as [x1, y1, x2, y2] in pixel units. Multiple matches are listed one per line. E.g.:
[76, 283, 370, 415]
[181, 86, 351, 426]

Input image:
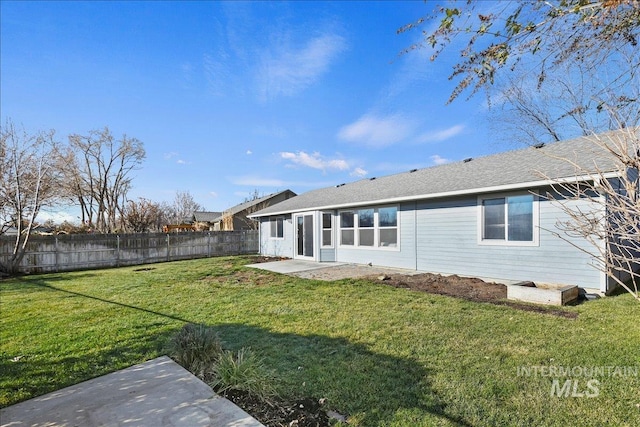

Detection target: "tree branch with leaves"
[401, 0, 640, 299]
[400, 0, 639, 104]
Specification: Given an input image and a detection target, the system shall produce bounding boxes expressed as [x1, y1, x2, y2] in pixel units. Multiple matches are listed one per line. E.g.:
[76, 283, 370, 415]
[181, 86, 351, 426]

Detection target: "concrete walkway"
[0, 356, 264, 427]
[247, 259, 421, 281]
[246, 259, 346, 274]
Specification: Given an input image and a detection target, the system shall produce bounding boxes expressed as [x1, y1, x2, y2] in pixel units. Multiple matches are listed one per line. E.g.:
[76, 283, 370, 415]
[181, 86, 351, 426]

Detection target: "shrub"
[210, 347, 277, 400]
[167, 323, 223, 377]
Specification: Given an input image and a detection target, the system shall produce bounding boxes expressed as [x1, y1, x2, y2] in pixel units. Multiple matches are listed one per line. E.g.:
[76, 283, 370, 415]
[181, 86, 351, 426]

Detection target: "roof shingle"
[252, 129, 637, 217]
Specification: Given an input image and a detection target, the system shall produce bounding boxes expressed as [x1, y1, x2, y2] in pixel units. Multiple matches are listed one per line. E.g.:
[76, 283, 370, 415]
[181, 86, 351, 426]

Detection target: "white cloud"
[209, 192, 218, 198]
[246, 150, 253, 155]
[350, 167, 368, 177]
[417, 124, 465, 143]
[176, 159, 190, 165]
[258, 33, 347, 101]
[280, 151, 349, 171]
[164, 152, 178, 160]
[430, 154, 450, 165]
[337, 114, 415, 147]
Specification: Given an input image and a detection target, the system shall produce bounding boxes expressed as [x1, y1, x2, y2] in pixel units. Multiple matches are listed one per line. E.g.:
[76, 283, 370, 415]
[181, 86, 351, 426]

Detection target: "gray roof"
[193, 211, 222, 222]
[224, 190, 296, 216]
[252, 129, 637, 217]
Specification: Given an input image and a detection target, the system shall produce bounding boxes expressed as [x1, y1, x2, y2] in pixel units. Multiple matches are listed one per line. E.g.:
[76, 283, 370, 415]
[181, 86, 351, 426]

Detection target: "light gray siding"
[335, 203, 417, 270]
[606, 174, 640, 291]
[415, 192, 604, 288]
[259, 215, 294, 258]
[320, 248, 336, 262]
[258, 190, 607, 290]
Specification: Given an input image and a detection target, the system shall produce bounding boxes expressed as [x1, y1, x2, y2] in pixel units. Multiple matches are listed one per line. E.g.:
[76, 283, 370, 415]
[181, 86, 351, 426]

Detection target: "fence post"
[166, 234, 170, 262]
[55, 236, 59, 273]
[116, 235, 120, 267]
[207, 232, 211, 257]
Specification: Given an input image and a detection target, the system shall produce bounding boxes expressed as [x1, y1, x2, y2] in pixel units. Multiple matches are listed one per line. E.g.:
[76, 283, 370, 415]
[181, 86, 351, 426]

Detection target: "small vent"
[463, 158, 473, 163]
[409, 168, 418, 173]
[335, 183, 346, 188]
[533, 143, 545, 149]
[369, 177, 376, 181]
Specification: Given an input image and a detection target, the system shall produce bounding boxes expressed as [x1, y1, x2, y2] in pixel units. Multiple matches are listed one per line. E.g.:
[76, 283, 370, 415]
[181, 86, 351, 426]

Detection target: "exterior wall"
[335, 203, 417, 270]
[606, 174, 640, 292]
[232, 216, 255, 231]
[257, 189, 606, 290]
[259, 215, 294, 258]
[319, 248, 336, 262]
[415, 192, 604, 289]
[226, 191, 297, 231]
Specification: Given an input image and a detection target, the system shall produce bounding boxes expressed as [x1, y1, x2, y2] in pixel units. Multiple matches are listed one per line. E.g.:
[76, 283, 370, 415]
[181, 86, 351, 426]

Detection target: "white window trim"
[338, 205, 400, 251]
[321, 211, 334, 248]
[269, 216, 284, 240]
[477, 191, 539, 247]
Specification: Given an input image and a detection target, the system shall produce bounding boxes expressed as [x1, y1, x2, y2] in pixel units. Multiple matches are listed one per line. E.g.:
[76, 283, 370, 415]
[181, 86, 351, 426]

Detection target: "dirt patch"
[222, 390, 333, 427]
[378, 273, 506, 302]
[370, 273, 578, 318]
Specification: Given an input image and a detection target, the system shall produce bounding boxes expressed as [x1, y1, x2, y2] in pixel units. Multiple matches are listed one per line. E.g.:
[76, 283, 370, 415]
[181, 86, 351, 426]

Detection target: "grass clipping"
[167, 323, 276, 401]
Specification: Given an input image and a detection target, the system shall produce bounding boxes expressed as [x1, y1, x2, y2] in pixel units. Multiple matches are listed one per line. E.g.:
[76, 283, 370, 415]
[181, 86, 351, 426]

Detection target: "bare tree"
[402, 1, 640, 299]
[156, 201, 176, 230]
[123, 198, 163, 233]
[172, 190, 203, 224]
[0, 120, 64, 273]
[490, 52, 640, 147]
[538, 128, 640, 300]
[64, 127, 145, 233]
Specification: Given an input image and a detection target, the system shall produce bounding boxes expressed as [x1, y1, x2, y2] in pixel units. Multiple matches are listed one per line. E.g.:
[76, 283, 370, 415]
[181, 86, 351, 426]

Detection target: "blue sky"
[1, 1, 499, 220]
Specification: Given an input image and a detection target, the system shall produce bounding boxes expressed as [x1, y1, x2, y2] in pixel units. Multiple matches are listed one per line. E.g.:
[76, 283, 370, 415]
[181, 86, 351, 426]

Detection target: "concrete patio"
[0, 356, 264, 427]
[246, 259, 421, 281]
[246, 259, 347, 274]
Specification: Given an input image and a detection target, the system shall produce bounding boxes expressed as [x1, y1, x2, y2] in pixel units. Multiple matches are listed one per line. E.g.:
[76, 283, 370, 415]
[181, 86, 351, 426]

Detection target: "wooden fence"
[0, 230, 259, 274]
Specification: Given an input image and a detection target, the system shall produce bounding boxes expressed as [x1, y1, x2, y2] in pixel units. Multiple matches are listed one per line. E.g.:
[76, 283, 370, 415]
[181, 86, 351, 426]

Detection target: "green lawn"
[1, 256, 639, 426]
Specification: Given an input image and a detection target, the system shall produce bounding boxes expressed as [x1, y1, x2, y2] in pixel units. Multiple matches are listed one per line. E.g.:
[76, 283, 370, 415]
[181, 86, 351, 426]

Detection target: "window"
[481, 194, 535, 243]
[378, 206, 398, 247]
[358, 209, 374, 246]
[269, 217, 283, 239]
[339, 206, 399, 249]
[322, 212, 333, 247]
[340, 211, 355, 245]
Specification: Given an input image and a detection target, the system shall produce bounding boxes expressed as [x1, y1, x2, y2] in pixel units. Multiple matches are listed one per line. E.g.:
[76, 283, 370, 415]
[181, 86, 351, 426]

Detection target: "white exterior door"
[294, 213, 315, 260]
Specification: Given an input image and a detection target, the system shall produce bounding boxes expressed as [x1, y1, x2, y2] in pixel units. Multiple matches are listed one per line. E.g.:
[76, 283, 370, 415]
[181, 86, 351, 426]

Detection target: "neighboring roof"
[193, 211, 222, 223]
[251, 129, 638, 217]
[224, 190, 297, 216]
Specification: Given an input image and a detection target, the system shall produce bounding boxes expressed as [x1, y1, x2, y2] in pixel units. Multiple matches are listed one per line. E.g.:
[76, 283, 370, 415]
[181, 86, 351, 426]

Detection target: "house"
[218, 190, 297, 231]
[191, 211, 223, 231]
[250, 131, 639, 295]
